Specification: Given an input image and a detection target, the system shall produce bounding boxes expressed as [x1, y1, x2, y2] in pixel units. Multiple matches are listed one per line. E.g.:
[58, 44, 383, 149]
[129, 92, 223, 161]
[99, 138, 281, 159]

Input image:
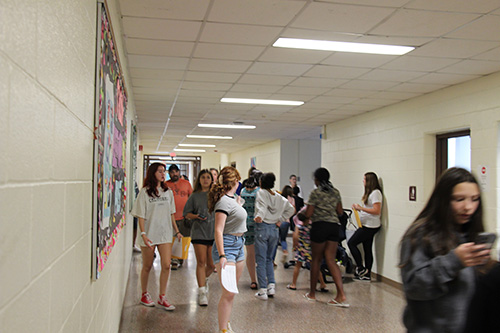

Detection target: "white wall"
[230, 140, 281, 181]
[0, 0, 136, 331]
[280, 139, 321, 198]
[322, 71, 500, 283]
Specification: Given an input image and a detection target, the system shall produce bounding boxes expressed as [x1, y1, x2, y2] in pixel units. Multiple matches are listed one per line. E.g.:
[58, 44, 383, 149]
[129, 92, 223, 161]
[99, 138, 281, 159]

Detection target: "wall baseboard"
[372, 272, 403, 291]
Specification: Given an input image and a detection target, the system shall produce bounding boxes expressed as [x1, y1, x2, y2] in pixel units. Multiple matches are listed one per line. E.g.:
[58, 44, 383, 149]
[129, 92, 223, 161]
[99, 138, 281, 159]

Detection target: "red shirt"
[165, 179, 193, 221]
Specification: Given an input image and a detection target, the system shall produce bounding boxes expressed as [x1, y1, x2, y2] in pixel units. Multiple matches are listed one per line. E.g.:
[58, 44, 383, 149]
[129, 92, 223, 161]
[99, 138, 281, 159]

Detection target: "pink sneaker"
[157, 295, 175, 311]
[140, 292, 154, 307]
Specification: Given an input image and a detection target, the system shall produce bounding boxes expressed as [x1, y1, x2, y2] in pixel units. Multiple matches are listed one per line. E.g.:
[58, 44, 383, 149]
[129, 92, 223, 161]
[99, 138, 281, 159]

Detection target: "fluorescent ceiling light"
[273, 38, 415, 55]
[179, 143, 216, 148]
[221, 98, 304, 106]
[174, 148, 206, 153]
[186, 135, 233, 140]
[198, 123, 256, 129]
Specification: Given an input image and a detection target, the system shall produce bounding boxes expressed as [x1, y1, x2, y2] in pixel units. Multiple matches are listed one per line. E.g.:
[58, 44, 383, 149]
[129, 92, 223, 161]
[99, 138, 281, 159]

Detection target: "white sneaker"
[205, 278, 209, 293]
[133, 245, 141, 253]
[198, 287, 208, 306]
[255, 288, 268, 300]
[267, 283, 276, 297]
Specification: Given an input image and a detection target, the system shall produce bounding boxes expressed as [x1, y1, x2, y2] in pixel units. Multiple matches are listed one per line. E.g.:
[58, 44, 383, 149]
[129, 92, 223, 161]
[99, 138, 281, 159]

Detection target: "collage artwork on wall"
[92, 2, 128, 280]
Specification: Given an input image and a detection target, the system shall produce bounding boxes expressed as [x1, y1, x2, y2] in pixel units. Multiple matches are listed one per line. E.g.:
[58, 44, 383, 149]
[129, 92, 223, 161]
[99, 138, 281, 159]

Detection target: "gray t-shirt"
[183, 191, 215, 241]
[215, 195, 247, 234]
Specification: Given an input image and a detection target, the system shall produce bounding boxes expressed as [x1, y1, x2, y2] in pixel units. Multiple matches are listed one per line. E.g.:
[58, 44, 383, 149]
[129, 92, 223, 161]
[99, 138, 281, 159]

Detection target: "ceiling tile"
[188, 58, 252, 73]
[339, 80, 399, 91]
[406, 0, 500, 13]
[381, 56, 460, 72]
[321, 53, 396, 68]
[125, 38, 194, 57]
[129, 68, 184, 80]
[259, 48, 331, 64]
[370, 9, 479, 37]
[445, 15, 500, 41]
[247, 62, 312, 76]
[237, 74, 296, 85]
[127, 55, 189, 70]
[290, 77, 348, 88]
[185, 71, 241, 83]
[122, 17, 202, 41]
[473, 46, 500, 61]
[438, 59, 500, 75]
[193, 43, 265, 61]
[208, 0, 305, 26]
[229, 83, 282, 94]
[278, 86, 331, 96]
[200, 23, 282, 45]
[304, 65, 370, 79]
[291, 2, 395, 33]
[119, 0, 210, 20]
[358, 69, 426, 82]
[410, 38, 500, 58]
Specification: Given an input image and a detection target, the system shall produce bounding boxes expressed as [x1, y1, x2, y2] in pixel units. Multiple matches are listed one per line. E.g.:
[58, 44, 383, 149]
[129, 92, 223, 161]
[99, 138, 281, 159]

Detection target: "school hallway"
[119, 244, 406, 332]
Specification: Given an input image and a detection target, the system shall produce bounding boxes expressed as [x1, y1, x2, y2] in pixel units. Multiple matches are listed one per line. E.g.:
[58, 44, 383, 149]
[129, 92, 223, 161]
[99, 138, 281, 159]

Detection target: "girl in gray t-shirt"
[183, 169, 216, 306]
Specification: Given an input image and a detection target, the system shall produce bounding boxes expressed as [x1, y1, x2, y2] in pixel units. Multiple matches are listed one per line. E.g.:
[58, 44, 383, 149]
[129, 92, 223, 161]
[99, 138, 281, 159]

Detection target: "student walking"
[183, 169, 216, 306]
[131, 163, 182, 311]
[208, 166, 247, 333]
[400, 167, 491, 332]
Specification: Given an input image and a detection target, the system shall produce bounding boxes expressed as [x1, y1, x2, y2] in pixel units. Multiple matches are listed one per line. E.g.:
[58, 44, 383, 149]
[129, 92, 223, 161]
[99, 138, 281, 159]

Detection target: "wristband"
[140, 231, 146, 236]
[175, 231, 180, 236]
[219, 254, 226, 259]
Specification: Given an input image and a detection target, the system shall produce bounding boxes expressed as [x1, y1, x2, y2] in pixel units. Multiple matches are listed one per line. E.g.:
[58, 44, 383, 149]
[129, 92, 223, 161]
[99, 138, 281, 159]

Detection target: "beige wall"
[230, 140, 281, 181]
[322, 71, 500, 283]
[0, 0, 135, 331]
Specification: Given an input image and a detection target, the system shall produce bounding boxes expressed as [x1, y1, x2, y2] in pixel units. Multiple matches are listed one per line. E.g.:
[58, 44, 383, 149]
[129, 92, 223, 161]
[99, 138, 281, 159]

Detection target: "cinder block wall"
[0, 0, 136, 331]
[322, 71, 500, 283]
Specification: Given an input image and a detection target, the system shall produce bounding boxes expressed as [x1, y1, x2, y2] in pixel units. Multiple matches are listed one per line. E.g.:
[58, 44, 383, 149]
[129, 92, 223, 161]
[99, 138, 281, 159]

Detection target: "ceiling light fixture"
[198, 123, 256, 129]
[178, 143, 216, 148]
[174, 148, 206, 153]
[186, 135, 233, 140]
[273, 38, 415, 55]
[221, 98, 304, 106]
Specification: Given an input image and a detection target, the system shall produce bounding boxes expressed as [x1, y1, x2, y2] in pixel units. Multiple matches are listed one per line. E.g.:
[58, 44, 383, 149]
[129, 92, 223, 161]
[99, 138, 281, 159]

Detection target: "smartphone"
[475, 232, 497, 249]
[198, 214, 206, 219]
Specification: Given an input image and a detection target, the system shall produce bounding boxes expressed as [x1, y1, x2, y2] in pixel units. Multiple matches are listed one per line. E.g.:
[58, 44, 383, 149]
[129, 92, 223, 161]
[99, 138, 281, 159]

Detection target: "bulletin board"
[92, 2, 128, 280]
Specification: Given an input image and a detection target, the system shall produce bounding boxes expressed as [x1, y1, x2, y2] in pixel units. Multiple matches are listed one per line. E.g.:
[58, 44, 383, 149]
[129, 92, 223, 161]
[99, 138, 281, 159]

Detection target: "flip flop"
[250, 282, 258, 290]
[304, 293, 316, 301]
[286, 284, 297, 290]
[317, 288, 329, 293]
[327, 299, 350, 308]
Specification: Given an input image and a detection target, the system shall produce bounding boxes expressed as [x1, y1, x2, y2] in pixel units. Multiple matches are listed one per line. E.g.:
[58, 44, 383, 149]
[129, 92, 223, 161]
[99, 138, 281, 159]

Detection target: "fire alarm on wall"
[409, 186, 416, 201]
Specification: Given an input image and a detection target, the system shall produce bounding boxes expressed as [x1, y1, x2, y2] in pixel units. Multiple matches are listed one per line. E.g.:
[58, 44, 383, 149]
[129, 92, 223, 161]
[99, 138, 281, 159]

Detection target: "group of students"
[131, 161, 497, 332]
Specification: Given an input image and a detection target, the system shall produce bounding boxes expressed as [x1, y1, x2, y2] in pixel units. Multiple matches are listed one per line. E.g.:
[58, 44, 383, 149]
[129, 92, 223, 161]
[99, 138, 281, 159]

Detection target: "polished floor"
[119, 242, 406, 333]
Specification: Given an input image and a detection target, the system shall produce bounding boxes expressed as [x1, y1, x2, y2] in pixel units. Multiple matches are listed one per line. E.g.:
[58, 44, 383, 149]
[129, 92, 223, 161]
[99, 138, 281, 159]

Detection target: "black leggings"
[347, 226, 380, 272]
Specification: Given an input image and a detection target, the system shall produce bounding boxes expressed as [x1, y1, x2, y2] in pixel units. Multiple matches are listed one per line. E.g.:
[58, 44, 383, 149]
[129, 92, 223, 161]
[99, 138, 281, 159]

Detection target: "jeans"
[279, 221, 290, 251]
[255, 223, 279, 288]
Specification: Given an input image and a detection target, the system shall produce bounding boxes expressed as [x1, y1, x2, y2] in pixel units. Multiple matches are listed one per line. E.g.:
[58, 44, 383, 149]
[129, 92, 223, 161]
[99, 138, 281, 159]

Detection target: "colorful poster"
[93, 4, 127, 279]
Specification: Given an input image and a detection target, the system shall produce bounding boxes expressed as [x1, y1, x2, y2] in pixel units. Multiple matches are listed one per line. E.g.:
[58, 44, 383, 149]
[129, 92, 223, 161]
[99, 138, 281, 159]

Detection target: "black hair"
[260, 172, 276, 190]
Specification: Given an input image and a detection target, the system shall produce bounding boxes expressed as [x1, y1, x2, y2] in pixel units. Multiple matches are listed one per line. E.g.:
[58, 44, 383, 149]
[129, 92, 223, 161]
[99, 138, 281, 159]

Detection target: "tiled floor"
[119, 244, 406, 332]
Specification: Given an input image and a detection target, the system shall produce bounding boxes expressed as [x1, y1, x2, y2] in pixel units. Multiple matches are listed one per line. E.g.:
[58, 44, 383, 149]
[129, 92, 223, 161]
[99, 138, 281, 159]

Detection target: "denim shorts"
[212, 234, 245, 264]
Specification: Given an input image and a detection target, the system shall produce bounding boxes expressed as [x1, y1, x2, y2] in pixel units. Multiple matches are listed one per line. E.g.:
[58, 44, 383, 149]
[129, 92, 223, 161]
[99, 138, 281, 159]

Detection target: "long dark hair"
[401, 167, 483, 264]
[193, 169, 213, 192]
[144, 162, 169, 198]
[362, 172, 382, 204]
[314, 167, 334, 193]
[208, 166, 241, 213]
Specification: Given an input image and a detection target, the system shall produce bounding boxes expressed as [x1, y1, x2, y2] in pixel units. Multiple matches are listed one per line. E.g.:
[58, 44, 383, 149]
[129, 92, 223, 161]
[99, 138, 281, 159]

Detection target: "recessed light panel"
[273, 38, 415, 55]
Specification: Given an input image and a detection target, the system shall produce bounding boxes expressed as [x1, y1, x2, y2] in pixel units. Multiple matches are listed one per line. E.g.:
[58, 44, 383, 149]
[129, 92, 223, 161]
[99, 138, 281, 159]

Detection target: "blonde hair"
[208, 166, 241, 212]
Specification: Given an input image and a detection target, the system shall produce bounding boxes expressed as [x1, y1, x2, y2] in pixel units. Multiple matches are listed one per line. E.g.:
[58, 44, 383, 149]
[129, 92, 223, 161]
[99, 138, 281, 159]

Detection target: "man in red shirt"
[166, 164, 193, 269]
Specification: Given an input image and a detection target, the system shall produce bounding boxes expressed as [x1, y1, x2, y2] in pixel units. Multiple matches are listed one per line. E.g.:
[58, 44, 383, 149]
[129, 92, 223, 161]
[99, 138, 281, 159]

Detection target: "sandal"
[327, 299, 350, 308]
[286, 284, 297, 290]
[250, 282, 258, 290]
[304, 293, 316, 301]
[317, 287, 329, 293]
